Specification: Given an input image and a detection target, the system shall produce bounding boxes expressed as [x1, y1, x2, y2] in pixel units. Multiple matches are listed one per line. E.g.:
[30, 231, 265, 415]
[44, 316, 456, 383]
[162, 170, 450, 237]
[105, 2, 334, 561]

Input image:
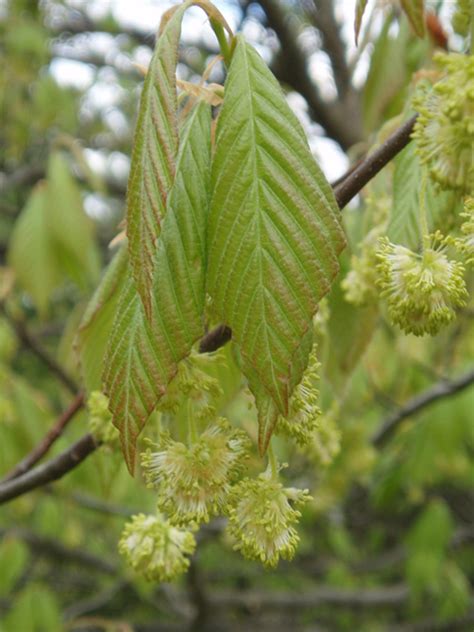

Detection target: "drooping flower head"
[158, 352, 223, 422]
[226, 465, 311, 568]
[376, 237, 467, 336]
[141, 419, 250, 526]
[277, 345, 321, 446]
[413, 53, 474, 194]
[308, 404, 341, 467]
[87, 391, 119, 446]
[118, 513, 196, 582]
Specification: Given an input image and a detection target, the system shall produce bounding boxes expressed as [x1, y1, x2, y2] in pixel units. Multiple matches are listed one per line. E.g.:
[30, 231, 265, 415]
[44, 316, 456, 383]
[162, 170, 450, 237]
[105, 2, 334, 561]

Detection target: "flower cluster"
[308, 405, 341, 467]
[226, 465, 311, 568]
[376, 237, 468, 336]
[87, 391, 119, 446]
[342, 239, 381, 306]
[141, 419, 250, 526]
[452, 198, 474, 265]
[452, 0, 472, 36]
[119, 513, 195, 582]
[158, 353, 223, 422]
[276, 345, 320, 447]
[413, 53, 474, 194]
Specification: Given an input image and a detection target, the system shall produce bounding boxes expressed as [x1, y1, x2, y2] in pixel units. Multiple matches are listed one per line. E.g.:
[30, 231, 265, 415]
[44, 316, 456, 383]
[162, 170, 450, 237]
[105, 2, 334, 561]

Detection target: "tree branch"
[257, 0, 362, 149]
[1, 393, 84, 482]
[0, 433, 98, 505]
[372, 367, 474, 447]
[0, 303, 79, 394]
[333, 115, 417, 209]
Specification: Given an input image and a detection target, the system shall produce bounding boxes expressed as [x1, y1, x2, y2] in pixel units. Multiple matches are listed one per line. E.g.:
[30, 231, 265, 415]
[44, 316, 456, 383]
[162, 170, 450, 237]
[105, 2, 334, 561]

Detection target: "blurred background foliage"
[0, 0, 473, 631]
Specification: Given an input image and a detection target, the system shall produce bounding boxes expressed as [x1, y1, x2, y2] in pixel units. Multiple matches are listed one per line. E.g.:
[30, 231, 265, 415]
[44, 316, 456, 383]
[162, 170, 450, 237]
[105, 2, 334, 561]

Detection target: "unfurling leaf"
[125, 2, 188, 317]
[104, 103, 211, 472]
[400, 0, 426, 37]
[126, 0, 231, 317]
[207, 37, 345, 448]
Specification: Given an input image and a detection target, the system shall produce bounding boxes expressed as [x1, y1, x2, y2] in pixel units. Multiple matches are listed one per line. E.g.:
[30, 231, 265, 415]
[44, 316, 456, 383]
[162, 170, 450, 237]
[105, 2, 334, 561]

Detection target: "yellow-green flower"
[453, 198, 474, 265]
[413, 53, 474, 194]
[87, 391, 119, 446]
[118, 513, 195, 582]
[141, 420, 250, 526]
[277, 345, 320, 447]
[158, 353, 223, 422]
[227, 466, 311, 568]
[376, 237, 467, 336]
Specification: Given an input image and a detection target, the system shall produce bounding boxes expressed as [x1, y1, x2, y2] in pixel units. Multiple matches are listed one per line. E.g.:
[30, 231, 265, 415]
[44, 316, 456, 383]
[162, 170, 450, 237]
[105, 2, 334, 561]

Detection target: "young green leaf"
[46, 152, 100, 288]
[8, 182, 63, 316]
[207, 37, 345, 428]
[388, 142, 461, 249]
[104, 103, 211, 472]
[76, 246, 129, 394]
[400, 0, 426, 37]
[126, 0, 231, 317]
[126, 1, 190, 317]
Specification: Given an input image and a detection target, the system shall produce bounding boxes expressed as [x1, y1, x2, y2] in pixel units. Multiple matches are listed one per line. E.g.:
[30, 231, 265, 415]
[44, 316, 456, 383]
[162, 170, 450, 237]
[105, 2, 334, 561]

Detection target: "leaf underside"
[207, 37, 345, 445]
[103, 103, 211, 472]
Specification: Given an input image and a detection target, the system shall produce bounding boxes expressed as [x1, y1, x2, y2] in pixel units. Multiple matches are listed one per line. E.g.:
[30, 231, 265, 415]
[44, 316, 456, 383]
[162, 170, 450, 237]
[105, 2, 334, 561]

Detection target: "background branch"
[1, 393, 85, 482]
[373, 367, 474, 447]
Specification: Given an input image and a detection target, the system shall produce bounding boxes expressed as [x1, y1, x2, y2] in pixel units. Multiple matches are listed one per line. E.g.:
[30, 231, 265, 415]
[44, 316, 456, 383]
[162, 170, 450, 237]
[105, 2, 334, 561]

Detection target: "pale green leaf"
[76, 246, 128, 394]
[46, 151, 100, 288]
[207, 37, 345, 430]
[354, 0, 369, 44]
[8, 182, 63, 315]
[400, 0, 426, 37]
[388, 141, 461, 249]
[126, 1, 191, 317]
[104, 103, 211, 472]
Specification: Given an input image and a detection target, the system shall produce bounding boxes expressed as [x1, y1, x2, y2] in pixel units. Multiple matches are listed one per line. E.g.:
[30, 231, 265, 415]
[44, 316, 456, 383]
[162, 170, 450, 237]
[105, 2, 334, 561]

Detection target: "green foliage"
[104, 103, 211, 470]
[8, 152, 100, 315]
[207, 36, 345, 447]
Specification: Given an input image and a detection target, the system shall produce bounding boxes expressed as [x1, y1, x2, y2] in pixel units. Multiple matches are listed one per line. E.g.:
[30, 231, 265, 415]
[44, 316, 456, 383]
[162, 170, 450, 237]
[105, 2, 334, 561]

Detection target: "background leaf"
[354, 0, 369, 44]
[388, 142, 462, 249]
[76, 246, 128, 394]
[104, 103, 211, 472]
[207, 37, 345, 431]
[400, 0, 426, 37]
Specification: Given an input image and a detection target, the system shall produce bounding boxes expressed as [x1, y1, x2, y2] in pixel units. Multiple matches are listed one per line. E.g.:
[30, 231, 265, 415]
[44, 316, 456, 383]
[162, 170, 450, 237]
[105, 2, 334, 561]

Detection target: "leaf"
[125, 2, 189, 317]
[8, 182, 63, 315]
[323, 248, 379, 393]
[388, 141, 461, 249]
[400, 0, 426, 38]
[354, 0, 369, 44]
[46, 151, 100, 288]
[125, 0, 231, 316]
[76, 246, 129, 393]
[104, 103, 211, 472]
[207, 37, 345, 430]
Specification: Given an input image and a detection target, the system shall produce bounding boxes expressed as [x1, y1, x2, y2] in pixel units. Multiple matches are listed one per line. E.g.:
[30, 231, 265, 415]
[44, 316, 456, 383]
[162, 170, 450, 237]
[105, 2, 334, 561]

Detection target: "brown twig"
[0, 433, 98, 505]
[1, 393, 85, 482]
[372, 367, 474, 447]
[334, 115, 417, 209]
[0, 303, 78, 394]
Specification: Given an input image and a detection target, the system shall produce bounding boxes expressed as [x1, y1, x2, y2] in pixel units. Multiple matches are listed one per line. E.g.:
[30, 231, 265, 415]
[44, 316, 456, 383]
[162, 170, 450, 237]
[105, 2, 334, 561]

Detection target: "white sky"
[49, 0, 461, 188]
